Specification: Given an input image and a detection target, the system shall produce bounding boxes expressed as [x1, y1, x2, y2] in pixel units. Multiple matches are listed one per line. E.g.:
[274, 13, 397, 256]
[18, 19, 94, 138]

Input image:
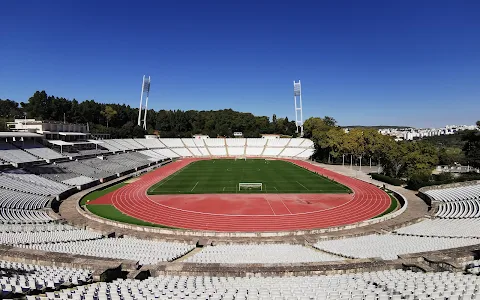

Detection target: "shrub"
[371, 173, 405, 186]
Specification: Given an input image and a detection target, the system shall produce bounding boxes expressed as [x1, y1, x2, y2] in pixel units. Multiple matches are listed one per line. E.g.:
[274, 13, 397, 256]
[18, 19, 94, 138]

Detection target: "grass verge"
[80, 182, 127, 206]
[373, 192, 399, 218]
[86, 205, 177, 229]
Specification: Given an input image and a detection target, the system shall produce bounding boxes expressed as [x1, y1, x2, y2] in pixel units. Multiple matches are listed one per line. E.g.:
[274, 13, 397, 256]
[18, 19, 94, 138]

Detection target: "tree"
[101, 105, 117, 128]
[463, 130, 480, 168]
[476, 120, 480, 129]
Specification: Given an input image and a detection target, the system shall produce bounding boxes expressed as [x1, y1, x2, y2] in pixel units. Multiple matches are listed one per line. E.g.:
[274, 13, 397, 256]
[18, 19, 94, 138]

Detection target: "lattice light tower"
[137, 75, 151, 130]
[293, 80, 304, 136]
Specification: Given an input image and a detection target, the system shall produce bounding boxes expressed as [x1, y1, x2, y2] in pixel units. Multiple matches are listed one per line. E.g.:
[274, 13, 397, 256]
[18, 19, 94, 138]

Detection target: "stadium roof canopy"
[87, 139, 104, 144]
[0, 131, 43, 138]
[48, 140, 74, 146]
[58, 132, 86, 136]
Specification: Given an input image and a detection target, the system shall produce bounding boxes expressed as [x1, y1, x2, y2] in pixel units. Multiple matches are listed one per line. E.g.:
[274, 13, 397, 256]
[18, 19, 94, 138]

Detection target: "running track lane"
[93, 158, 391, 232]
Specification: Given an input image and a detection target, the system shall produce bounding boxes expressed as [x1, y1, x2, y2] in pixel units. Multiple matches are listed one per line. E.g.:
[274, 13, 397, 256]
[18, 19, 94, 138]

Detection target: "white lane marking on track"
[264, 198, 276, 215]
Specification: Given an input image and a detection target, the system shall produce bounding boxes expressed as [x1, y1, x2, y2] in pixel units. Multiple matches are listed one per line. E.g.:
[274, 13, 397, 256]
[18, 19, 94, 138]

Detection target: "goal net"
[238, 183, 263, 191]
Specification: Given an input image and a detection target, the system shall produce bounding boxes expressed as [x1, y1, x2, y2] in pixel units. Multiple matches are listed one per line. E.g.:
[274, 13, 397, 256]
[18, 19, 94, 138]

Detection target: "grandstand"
[1, 134, 480, 299]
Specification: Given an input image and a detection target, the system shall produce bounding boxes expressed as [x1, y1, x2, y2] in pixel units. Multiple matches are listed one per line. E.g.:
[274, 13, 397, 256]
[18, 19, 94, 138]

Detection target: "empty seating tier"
[185, 244, 342, 264]
[313, 234, 479, 260]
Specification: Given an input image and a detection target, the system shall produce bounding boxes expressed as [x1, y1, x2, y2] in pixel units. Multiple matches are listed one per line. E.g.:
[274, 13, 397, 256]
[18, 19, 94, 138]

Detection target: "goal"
[235, 156, 246, 161]
[238, 182, 263, 191]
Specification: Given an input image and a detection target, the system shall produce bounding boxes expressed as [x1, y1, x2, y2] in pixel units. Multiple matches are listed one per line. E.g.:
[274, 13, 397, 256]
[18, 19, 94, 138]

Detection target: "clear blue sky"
[1, 0, 479, 127]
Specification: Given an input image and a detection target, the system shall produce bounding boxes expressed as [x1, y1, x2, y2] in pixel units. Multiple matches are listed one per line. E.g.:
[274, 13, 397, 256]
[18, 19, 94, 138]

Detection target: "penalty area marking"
[191, 181, 199, 192]
[296, 181, 310, 191]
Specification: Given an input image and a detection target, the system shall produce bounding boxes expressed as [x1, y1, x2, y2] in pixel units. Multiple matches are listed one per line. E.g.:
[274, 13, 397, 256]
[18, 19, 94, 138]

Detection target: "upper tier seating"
[247, 138, 267, 147]
[209, 147, 227, 156]
[0, 142, 40, 164]
[25, 165, 96, 186]
[262, 148, 284, 156]
[55, 161, 112, 179]
[171, 148, 193, 157]
[159, 138, 184, 148]
[245, 147, 264, 156]
[278, 147, 306, 157]
[205, 139, 226, 147]
[267, 138, 291, 147]
[287, 138, 306, 147]
[181, 138, 196, 147]
[185, 244, 342, 264]
[13, 141, 64, 160]
[227, 147, 245, 156]
[152, 149, 180, 158]
[313, 234, 479, 260]
[187, 147, 202, 156]
[134, 138, 165, 149]
[226, 138, 246, 147]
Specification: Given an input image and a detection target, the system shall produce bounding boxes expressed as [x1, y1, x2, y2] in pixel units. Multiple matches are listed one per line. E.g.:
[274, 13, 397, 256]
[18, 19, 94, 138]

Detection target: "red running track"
[90, 158, 391, 232]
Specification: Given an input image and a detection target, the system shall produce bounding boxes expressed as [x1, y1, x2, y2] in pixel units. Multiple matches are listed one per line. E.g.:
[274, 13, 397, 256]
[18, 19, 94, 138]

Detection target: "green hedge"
[407, 172, 480, 190]
[371, 173, 405, 186]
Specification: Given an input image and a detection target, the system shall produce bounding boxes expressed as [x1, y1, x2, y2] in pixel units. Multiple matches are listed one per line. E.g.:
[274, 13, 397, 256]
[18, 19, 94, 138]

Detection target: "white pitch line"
[296, 181, 309, 191]
[223, 187, 225, 191]
[191, 181, 199, 192]
[274, 186, 278, 191]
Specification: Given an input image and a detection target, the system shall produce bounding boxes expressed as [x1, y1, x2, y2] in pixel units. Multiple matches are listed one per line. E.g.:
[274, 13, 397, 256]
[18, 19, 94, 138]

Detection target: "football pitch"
[147, 159, 351, 194]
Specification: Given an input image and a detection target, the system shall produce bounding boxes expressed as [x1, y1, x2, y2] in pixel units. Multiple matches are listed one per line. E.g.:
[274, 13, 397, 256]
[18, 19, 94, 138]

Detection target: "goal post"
[238, 182, 263, 191]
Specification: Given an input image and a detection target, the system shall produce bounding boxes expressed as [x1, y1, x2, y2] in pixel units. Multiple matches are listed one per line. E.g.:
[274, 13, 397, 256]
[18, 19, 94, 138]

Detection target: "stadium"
[2, 2, 480, 299]
[0, 116, 480, 299]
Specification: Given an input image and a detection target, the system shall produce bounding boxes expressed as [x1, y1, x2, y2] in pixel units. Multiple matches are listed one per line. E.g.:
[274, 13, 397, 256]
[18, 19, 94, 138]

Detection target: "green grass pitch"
[147, 159, 351, 194]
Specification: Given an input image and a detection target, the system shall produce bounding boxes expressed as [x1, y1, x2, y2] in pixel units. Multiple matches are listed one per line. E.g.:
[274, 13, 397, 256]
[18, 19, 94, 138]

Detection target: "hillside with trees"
[1, 91, 297, 138]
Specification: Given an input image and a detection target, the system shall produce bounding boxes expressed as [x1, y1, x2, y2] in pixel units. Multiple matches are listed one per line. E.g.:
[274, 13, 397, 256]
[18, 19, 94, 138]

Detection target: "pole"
[143, 93, 149, 130]
[359, 156, 362, 172]
[350, 154, 353, 169]
[342, 154, 345, 167]
[138, 75, 145, 126]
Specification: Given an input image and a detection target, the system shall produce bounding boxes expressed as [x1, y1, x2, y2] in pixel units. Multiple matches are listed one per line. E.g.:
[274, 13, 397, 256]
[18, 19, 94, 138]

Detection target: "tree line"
[1, 91, 479, 184]
[0, 91, 298, 138]
[304, 117, 480, 183]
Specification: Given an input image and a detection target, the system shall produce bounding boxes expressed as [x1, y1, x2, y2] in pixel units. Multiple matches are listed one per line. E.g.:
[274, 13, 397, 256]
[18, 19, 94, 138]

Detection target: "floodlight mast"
[137, 75, 151, 129]
[293, 80, 304, 136]
[142, 76, 151, 130]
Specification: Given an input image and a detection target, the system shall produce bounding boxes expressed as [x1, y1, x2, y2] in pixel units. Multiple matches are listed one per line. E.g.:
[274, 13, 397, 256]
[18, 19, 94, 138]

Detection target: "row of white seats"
[0, 142, 40, 164]
[13, 141, 64, 160]
[0, 208, 53, 222]
[0, 174, 65, 196]
[23, 237, 195, 265]
[2, 228, 102, 245]
[2, 170, 71, 193]
[394, 218, 480, 238]
[0, 260, 92, 298]
[313, 234, 479, 260]
[42, 270, 480, 300]
[185, 244, 342, 264]
[425, 184, 480, 202]
[436, 199, 480, 218]
[0, 188, 50, 210]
